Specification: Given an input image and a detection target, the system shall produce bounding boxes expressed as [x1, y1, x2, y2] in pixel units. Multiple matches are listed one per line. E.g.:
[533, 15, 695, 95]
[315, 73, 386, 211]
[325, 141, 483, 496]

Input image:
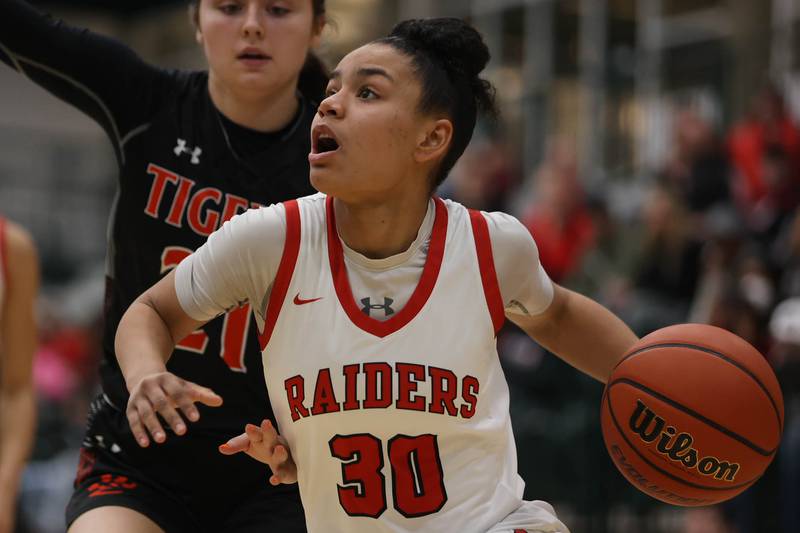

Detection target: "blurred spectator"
[747, 145, 800, 243]
[441, 138, 518, 211]
[682, 507, 733, 533]
[738, 252, 776, 317]
[34, 306, 96, 405]
[617, 185, 702, 334]
[708, 290, 768, 353]
[770, 298, 800, 533]
[728, 84, 800, 220]
[661, 106, 730, 214]
[691, 231, 776, 334]
[567, 195, 632, 301]
[688, 205, 746, 324]
[773, 210, 800, 299]
[522, 138, 596, 283]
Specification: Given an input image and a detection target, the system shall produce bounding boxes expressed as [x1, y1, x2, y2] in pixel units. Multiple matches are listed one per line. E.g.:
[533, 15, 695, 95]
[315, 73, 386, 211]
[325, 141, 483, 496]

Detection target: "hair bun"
[378, 17, 498, 186]
[389, 18, 490, 80]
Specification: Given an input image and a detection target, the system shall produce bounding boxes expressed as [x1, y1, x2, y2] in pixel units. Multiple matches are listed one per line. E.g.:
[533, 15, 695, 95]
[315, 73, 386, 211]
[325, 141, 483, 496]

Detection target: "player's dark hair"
[189, 0, 329, 103]
[376, 18, 497, 188]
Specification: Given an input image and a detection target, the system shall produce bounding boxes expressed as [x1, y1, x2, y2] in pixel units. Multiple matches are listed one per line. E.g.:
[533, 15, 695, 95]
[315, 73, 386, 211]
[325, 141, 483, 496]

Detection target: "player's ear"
[310, 15, 325, 49]
[414, 118, 452, 164]
[189, 2, 204, 45]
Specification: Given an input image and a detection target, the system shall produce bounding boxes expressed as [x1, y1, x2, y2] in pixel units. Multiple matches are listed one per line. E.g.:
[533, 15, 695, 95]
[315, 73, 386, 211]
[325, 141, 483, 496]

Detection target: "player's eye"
[219, 3, 241, 15]
[357, 87, 378, 100]
[268, 5, 290, 17]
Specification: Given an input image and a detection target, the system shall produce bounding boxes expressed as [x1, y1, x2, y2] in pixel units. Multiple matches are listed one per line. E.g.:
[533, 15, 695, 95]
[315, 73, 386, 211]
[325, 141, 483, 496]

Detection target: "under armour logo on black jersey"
[361, 297, 395, 317]
[174, 138, 202, 164]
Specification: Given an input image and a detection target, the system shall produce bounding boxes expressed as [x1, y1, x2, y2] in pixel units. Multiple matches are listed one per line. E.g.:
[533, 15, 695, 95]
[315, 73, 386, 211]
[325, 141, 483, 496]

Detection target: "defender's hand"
[126, 371, 222, 447]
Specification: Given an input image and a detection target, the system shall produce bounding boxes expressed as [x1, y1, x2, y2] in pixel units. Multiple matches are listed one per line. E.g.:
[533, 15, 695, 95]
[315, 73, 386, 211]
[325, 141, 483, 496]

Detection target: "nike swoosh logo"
[293, 293, 323, 306]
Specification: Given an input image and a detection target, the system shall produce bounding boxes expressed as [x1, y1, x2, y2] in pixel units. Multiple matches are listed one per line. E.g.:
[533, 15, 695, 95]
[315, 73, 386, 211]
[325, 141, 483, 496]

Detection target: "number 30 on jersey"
[330, 433, 447, 518]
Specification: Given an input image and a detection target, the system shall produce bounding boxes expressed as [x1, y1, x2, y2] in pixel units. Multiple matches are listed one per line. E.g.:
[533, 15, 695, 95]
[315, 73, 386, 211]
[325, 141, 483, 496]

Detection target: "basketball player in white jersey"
[0, 216, 39, 533]
[114, 18, 639, 532]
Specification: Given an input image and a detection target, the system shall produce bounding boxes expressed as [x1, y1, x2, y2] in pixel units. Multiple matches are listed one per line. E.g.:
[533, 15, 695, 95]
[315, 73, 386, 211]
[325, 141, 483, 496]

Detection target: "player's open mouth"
[311, 126, 341, 155]
[316, 136, 339, 153]
[237, 48, 271, 62]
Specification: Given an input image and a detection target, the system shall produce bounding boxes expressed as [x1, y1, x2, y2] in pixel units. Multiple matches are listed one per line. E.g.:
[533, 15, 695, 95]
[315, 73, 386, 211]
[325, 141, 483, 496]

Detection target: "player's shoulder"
[229, 194, 323, 231]
[165, 69, 207, 96]
[295, 192, 327, 213]
[481, 210, 528, 235]
[480, 210, 539, 257]
[298, 192, 326, 204]
[141, 69, 208, 118]
[440, 200, 530, 241]
[437, 196, 474, 226]
[235, 201, 287, 225]
[437, 198, 519, 226]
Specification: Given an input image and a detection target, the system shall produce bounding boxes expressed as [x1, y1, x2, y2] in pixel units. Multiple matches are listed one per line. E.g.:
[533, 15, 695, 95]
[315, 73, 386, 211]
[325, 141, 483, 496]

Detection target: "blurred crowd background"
[1, 0, 799, 532]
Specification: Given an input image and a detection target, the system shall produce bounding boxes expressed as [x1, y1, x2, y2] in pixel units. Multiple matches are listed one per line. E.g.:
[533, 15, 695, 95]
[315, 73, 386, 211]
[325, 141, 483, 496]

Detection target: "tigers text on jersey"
[256, 196, 566, 532]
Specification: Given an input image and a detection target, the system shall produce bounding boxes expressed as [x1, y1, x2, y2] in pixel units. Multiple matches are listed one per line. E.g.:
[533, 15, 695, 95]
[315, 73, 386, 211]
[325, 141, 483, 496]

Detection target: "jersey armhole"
[468, 210, 505, 336]
[258, 200, 301, 350]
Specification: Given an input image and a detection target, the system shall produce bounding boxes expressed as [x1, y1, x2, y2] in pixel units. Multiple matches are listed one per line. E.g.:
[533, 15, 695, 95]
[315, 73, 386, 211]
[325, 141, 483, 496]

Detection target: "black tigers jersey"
[0, 0, 317, 432]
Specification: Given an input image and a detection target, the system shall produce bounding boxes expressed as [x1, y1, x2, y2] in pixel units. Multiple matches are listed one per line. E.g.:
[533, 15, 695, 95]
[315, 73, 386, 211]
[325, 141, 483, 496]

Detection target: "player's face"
[309, 43, 442, 203]
[196, 0, 322, 95]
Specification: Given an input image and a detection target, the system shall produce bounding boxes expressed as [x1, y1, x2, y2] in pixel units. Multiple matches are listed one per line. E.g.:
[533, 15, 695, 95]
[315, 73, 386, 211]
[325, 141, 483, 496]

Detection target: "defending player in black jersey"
[0, 1, 327, 531]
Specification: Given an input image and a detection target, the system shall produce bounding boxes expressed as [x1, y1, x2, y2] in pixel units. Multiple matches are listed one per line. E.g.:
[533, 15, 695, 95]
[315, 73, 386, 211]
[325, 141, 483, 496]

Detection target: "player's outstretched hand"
[126, 371, 223, 447]
[219, 419, 297, 485]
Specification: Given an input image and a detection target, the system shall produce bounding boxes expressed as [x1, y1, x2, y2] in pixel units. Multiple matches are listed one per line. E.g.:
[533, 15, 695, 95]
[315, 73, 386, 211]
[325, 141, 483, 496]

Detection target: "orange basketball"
[601, 323, 784, 506]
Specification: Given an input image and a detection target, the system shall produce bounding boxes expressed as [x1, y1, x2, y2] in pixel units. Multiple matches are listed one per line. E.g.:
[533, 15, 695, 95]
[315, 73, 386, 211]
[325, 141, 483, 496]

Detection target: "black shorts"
[66, 395, 306, 533]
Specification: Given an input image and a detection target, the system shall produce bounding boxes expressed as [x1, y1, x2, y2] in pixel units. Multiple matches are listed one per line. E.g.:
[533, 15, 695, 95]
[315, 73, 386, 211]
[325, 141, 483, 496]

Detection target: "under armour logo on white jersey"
[361, 297, 395, 317]
[174, 138, 202, 164]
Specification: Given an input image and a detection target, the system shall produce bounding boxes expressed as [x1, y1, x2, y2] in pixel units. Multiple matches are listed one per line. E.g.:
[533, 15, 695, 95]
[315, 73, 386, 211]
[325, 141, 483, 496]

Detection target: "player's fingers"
[150, 387, 187, 436]
[245, 423, 265, 444]
[187, 383, 223, 407]
[161, 379, 201, 423]
[136, 398, 167, 444]
[273, 443, 289, 464]
[271, 445, 298, 484]
[219, 432, 250, 455]
[275, 445, 297, 475]
[260, 419, 280, 447]
[126, 409, 150, 447]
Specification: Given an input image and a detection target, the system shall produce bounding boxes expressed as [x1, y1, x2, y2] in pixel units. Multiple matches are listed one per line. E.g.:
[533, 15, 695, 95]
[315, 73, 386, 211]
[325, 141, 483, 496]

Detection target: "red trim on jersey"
[468, 210, 505, 335]
[258, 200, 301, 351]
[326, 196, 448, 338]
[0, 217, 7, 292]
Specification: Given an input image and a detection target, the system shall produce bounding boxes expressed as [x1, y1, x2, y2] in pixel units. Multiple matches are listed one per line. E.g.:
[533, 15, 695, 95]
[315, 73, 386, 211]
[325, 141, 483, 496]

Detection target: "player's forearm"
[523, 286, 638, 383]
[116, 299, 177, 391]
[0, 384, 36, 491]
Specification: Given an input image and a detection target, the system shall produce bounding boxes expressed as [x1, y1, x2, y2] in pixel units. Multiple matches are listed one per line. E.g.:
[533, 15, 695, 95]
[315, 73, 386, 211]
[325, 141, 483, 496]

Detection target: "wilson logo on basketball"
[629, 400, 740, 482]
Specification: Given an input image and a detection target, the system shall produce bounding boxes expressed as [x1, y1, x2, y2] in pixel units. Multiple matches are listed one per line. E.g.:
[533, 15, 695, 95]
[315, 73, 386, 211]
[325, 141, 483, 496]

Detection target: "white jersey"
[176, 194, 569, 532]
[256, 195, 565, 532]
